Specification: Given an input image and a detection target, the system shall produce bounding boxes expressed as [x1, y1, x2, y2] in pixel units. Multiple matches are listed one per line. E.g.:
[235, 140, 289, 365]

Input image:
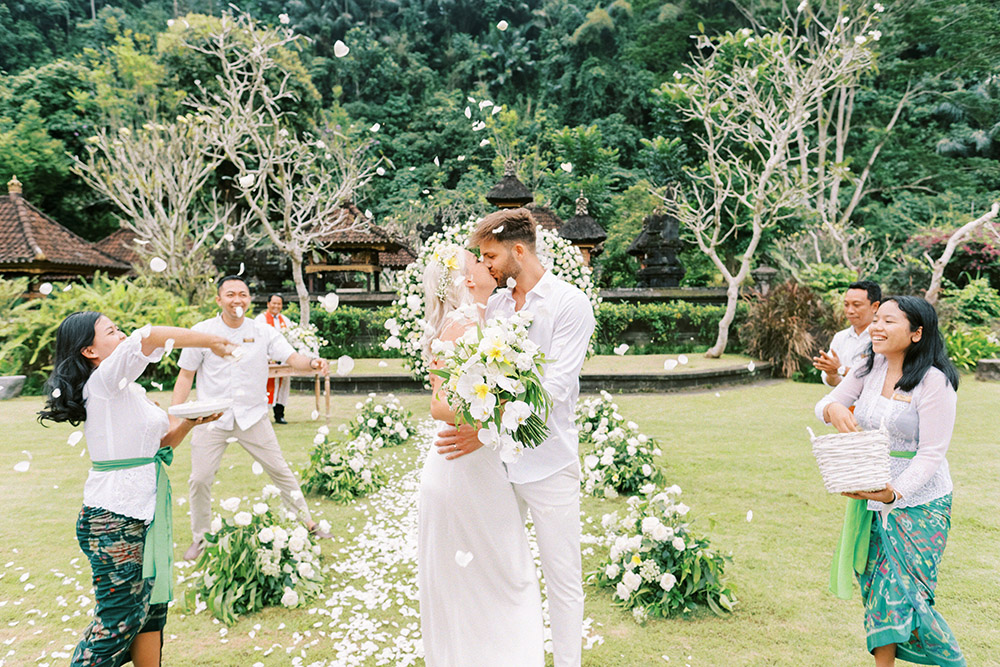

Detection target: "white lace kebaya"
[82, 327, 168, 522]
[815, 354, 956, 512]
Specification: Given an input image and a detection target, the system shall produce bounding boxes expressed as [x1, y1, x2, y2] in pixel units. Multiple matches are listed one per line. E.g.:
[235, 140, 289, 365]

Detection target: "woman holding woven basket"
[815, 296, 964, 667]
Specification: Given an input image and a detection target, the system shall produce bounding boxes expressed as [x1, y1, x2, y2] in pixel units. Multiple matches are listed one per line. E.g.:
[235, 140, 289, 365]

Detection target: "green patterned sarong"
[859, 495, 965, 666]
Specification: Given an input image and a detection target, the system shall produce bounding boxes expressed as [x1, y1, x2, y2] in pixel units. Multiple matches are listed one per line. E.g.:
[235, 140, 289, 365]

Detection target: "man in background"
[813, 280, 881, 386]
[255, 293, 294, 424]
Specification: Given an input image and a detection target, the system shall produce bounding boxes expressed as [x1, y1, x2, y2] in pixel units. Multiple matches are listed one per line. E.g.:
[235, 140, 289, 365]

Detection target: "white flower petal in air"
[560, 162, 573, 173]
[506, 277, 516, 289]
[150, 257, 167, 272]
[164, 338, 175, 354]
[746, 510, 754, 522]
[663, 359, 678, 371]
[433, 156, 439, 167]
[370, 122, 381, 132]
[677, 354, 689, 364]
[67, 431, 83, 447]
[747, 361, 756, 372]
[613, 343, 629, 356]
[13, 461, 30, 473]
[320, 292, 339, 313]
[376, 166, 386, 176]
[252, 461, 264, 475]
[235, 306, 244, 318]
[237, 262, 245, 275]
[464, 106, 472, 119]
[493, 225, 504, 234]
[479, 138, 490, 147]
[378, 360, 388, 367]
[334, 40, 349, 58]
[492, 106, 502, 115]
[118, 377, 128, 390]
[310, 409, 320, 420]
[51, 388, 61, 398]
[479, 100, 493, 109]
[337, 355, 355, 376]
[497, 20, 509, 31]
[279, 13, 290, 24]
[220, 497, 240, 512]
[238, 174, 255, 188]
[63, 283, 73, 291]
[467, 96, 476, 103]
[454, 550, 474, 567]
[457, 154, 466, 161]
[39, 282, 53, 295]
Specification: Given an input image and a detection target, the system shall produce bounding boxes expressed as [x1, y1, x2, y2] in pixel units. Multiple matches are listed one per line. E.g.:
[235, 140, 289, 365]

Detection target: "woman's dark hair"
[857, 296, 959, 392]
[37, 311, 102, 425]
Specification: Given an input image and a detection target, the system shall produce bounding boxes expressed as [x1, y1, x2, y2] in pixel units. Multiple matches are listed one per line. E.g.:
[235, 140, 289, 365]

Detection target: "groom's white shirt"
[486, 270, 596, 485]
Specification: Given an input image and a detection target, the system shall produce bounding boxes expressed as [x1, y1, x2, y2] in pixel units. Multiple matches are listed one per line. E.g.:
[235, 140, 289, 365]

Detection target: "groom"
[435, 208, 596, 667]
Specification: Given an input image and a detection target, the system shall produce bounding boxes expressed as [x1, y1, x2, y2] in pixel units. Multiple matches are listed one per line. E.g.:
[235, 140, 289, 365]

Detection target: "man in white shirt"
[254, 293, 295, 424]
[812, 280, 881, 386]
[172, 276, 332, 560]
[435, 208, 596, 667]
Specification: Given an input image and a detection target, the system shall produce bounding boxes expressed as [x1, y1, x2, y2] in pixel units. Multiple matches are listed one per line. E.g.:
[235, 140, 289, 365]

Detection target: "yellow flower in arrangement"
[483, 337, 509, 364]
[443, 253, 460, 271]
[631, 554, 642, 567]
[473, 381, 491, 402]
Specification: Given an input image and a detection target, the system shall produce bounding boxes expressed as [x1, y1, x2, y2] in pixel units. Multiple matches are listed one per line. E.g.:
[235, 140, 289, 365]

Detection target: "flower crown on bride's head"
[427, 243, 465, 302]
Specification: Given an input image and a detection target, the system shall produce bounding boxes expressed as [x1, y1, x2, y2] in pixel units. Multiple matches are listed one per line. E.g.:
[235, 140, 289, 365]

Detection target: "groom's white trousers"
[512, 464, 584, 667]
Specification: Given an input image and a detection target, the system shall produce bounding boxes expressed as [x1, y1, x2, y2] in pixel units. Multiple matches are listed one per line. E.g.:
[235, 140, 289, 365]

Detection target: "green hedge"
[310, 306, 402, 359]
[594, 301, 748, 354]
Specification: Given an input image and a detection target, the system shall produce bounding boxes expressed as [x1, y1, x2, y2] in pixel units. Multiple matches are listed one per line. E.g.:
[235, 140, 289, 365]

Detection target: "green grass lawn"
[1, 379, 998, 666]
[351, 353, 755, 376]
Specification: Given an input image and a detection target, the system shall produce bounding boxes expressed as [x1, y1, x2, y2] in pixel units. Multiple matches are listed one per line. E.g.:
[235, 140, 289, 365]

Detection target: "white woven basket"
[808, 425, 891, 494]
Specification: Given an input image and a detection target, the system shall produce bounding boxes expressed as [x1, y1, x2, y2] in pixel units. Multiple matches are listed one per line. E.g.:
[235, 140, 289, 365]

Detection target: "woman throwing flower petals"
[38, 312, 234, 667]
[815, 296, 965, 667]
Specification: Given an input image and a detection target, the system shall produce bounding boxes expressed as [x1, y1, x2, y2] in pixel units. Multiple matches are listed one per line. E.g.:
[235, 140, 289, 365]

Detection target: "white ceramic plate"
[168, 398, 232, 420]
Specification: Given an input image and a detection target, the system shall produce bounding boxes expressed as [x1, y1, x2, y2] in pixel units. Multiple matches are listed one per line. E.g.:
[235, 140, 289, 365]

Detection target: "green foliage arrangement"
[301, 427, 385, 503]
[0, 274, 214, 393]
[741, 281, 838, 378]
[340, 393, 413, 448]
[577, 391, 665, 498]
[591, 488, 737, 622]
[594, 301, 748, 354]
[188, 489, 326, 625]
[946, 277, 1000, 326]
[943, 327, 1000, 371]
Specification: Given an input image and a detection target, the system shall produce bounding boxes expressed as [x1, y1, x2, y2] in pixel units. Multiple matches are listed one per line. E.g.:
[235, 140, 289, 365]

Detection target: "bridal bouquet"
[431, 309, 551, 462]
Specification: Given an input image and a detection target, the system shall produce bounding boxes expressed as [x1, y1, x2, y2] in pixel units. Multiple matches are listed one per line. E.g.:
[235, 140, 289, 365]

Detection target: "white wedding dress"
[418, 419, 544, 666]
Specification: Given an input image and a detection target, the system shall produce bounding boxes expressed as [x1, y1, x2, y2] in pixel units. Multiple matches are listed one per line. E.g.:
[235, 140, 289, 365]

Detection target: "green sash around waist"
[829, 449, 916, 600]
[91, 446, 174, 604]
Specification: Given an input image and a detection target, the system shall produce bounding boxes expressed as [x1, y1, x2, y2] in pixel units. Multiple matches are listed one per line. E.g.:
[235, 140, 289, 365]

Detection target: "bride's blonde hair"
[421, 244, 474, 360]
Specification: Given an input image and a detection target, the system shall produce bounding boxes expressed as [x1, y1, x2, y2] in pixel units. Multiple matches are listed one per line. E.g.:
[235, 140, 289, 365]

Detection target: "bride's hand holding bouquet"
[431, 307, 552, 463]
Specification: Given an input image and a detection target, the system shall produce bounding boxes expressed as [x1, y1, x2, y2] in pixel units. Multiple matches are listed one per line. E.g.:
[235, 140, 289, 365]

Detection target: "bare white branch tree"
[924, 202, 1000, 305]
[70, 116, 231, 300]
[186, 11, 377, 324]
[659, 7, 881, 356]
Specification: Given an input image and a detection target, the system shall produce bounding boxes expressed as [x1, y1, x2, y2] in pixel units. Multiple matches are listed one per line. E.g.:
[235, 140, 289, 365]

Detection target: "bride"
[417, 244, 544, 666]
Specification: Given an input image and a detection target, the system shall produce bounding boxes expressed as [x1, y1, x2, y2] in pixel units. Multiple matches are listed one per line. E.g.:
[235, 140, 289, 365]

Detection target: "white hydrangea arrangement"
[340, 393, 413, 448]
[577, 391, 665, 497]
[301, 425, 385, 502]
[282, 321, 329, 357]
[188, 488, 325, 624]
[590, 487, 737, 621]
[384, 217, 600, 384]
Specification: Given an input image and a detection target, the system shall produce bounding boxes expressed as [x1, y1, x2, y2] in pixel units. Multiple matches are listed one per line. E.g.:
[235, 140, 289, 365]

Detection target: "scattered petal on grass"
[746, 510, 754, 522]
[13, 461, 30, 472]
[677, 354, 689, 364]
[663, 359, 678, 371]
[149, 257, 167, 272]
[378, 361, 388, 368]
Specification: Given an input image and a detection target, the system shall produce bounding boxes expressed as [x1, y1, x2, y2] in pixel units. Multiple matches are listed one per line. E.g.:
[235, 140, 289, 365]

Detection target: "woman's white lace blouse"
[82, 329, 167, 521]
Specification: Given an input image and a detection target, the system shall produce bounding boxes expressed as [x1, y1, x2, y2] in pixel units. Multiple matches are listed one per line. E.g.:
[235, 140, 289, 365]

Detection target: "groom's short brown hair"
[469, 207, 537, 250]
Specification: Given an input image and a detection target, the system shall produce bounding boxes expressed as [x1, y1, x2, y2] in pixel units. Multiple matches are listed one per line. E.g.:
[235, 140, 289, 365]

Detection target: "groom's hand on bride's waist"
[435, 424, 484, 460]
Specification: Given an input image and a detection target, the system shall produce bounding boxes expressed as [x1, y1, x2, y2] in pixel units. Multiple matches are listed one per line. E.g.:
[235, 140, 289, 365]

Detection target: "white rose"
[367, 418, 378, 428]
[622, 570, 642, 592]
[288, 536, 306, 553]
[253, 503, 268, 516]
[406, 295, 422, 311]
[642, 464, 652, 477]
[281, 587, 299, 607]
[603, 487, 618, 499]
[258, 527, 275, 543]
[584, 455, 599, 470]
[627, 445, 637, 456]
[672, 536, 686, 551]
[297, 562, 315, 579]
[220, 497, 240, 512]
[292, 525, 309, 541]
[262, 485, 281, 499]
[313, 433, 325, 445]
[233, 512, 252, 527]
[651, 524, 670, 541]
[641, 516, 661, 535]
[615, 581, 631, 601]
[317, 425, 330, 435]
[659, 572, 677, 591]
[210, 516, 222, 534]
[361, 469, 372, 483]
[605, 563, 620, 579]
[675, 503, 690, 515]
